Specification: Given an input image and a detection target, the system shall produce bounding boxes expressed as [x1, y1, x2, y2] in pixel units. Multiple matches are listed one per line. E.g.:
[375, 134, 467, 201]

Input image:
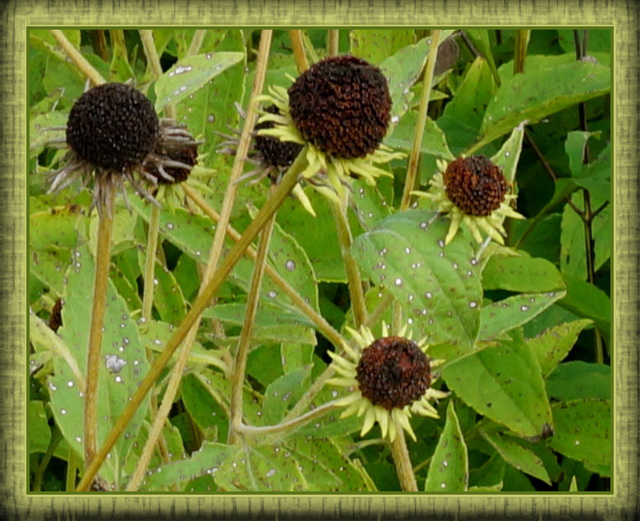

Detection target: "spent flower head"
[413, 155, 525, 245]
[328, 323, 447, 442]
[45, 82, 200, 216]
[257, 55, 404, 205]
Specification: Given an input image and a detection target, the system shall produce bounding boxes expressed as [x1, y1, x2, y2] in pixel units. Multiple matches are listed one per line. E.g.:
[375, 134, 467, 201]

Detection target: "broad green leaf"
[527, 319, 593, 377]
[546, 361, 611, 401]
[441, 336, 553, 438]
[30, 204, 83, 252]
[565, 130, 602, 179]
[351, 29, 415, 66]
[385, 111, 455, 160]
[548, 399, 611, 476]
[349, 178, 394, 232]
[286, 435, 376, 492]
[29, 400, 51, 454]
[480, 429, 551, 484]
[560, 194, 587, 279]
[437, 56, 497, 154]
[468, 452, 505, 490]
[482, 253, 565, 293]
[50, 242, 150, 487]
[154, 51, 245, 110]
[425, 401, 468, 492]
[559, 275, 610, 344]
[181, 373, 229, 443]
[478, 54, 610, 149]
[138, 254, 187, 324]
[478, 291, 566, 341]
[281, 343, 314, 373]
[31, 247, 72, 296]
[463, 30, 500, 84]
[379, 33, 453, 122]
[352, 210, 482, 352]
[262, 366, 312, 425]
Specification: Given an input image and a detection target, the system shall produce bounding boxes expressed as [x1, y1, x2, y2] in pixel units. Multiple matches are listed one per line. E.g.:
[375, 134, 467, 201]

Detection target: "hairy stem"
[400, 29, 441, 211]
[330, 199, 367, 327]
[289, 30, 309, 73]
[390, 420, 418, 491]
[51, 30, 106, 86]
[76, 146, 307, 491]
[187, 30, 207, 56]
[83, 187, 115, 470]
[228, 208, 277, 445]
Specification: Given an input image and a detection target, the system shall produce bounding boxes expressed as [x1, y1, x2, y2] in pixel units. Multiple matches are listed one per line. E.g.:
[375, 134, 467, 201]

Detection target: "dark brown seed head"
[255, 105, 303, 169]
[147, 142, 199, 185]
[356, 336, 431, 410]
[443, 156, 509, 216]
[66, 83, 159, 172]
[288, 55, 392, 159]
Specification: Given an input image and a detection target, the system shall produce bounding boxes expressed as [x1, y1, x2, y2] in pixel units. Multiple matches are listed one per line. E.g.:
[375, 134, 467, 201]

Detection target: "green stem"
[400, 29, 441, 211]
[239, 401, 339, 441]
[329, 199, 367, 327]
[365, 292, 395, 330]
[66, 449, 79, 491]
[327, 30, 340, 56]
[183, 184, 347, 351]
[83, 188, 115, 471]
[288, 30, 309, 73]
[75, 147, 307, 492]
[228, 208, 277, 445]
[32, 425, 63, 491]
[187, 30, 207, 56]
[389, 419, 418, 491]
[141, 205, 161, 321]
[513, 30, 530, 74]
[51, 30, 106, 86]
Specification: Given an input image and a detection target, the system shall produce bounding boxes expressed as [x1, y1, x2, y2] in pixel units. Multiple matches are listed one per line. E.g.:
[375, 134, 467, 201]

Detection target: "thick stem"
[141, 205, 161, 321]
[400, 30, 441, 211]
[330, 199, 367, 327]
[228, 209, 277, 445]
[187, 30, 207, 56]
[51, 30, 105, 86]
[327, 30, 340, 56]
[513, 30, 530, 74]
[389, 419, 418, 491]
[75, 148, 307, 491]
[83, 188, 115, 470]
[289, 30, 309, 73]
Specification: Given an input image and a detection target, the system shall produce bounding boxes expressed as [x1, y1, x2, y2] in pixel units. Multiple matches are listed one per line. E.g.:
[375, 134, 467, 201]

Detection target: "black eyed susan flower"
[328, 323, 447, 442]
[413, 156, 525, 245]
[257, 55, 404, 203]
[46, 82, 200, 216]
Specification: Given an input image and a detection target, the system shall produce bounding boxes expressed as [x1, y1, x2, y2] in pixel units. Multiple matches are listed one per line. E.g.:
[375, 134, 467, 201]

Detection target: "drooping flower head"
[328, 323, 447, 442]
[257, 55, 404, 204]
[414, 156, 525, 245]
[46, 82, 200, 216]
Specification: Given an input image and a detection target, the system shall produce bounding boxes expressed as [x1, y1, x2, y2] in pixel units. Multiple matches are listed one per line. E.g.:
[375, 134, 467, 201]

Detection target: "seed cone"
[443, 156, 508, 216]
[66, 82, 159, 172]
[356, 336, 432, 410]
[288, 55, 391, 159]
[254, 104, 303, 170]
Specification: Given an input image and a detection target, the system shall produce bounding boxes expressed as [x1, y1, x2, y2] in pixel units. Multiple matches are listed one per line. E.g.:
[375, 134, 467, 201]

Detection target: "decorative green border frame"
[3, 1, 637, 519]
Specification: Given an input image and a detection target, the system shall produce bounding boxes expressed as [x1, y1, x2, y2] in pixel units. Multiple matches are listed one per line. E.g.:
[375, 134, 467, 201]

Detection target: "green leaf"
[154, 51, 245, 110]
[441, 336, 553, 438]
[50, 242, 150, 487]
[565, 130, 602, 179]
[380, 33, 453, 123]
[351, 29, 416, 66]
[482, 253, 566, 293]
[546, 361, 611, 401]
[548, 399, 611, 476]
[527, 319, 593, 377]
[480, 429, 551, 485]
[489, 120, 526, 184]
[385, 111, 455, 160]
[478, 54, 610, 149]
[29, 400, 51, 454]
[478, 291, 566, 341]
[352, 210, 482, 352]
[262, 367, 312, 425]
[181, 373, 229, 443]
[463, 30, 500, 84]
[438, 56, 497, 154]
[559, 275, 610, 344]
[425, 401, 468, 491]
